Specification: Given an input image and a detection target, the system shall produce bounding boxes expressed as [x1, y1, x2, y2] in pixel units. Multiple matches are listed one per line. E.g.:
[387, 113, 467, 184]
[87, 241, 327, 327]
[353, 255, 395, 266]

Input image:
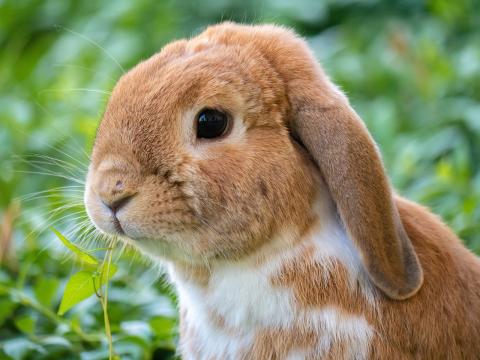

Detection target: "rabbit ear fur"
[201, 23, 423, 300]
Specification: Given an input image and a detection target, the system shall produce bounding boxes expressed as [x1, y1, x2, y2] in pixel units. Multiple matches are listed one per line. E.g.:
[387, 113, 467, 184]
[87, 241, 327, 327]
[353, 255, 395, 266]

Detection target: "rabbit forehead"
[114, 41, 283, 110]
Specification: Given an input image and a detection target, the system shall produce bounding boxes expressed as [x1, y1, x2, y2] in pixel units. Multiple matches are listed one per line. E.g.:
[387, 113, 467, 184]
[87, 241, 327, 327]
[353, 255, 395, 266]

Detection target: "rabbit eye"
[196, 109, 229, 139]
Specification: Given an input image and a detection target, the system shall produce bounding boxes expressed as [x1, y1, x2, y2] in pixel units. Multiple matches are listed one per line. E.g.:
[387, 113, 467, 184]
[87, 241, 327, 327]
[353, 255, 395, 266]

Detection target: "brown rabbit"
[84, 22, 480, 359]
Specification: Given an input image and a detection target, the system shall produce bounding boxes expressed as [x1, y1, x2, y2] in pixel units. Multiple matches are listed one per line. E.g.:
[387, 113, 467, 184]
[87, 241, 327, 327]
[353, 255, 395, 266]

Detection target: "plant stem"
[100, 248, 114, 359]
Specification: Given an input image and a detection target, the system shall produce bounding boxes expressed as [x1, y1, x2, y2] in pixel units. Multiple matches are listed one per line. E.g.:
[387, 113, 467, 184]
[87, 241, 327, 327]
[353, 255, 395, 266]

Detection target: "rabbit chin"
[86, 208, 210, 264]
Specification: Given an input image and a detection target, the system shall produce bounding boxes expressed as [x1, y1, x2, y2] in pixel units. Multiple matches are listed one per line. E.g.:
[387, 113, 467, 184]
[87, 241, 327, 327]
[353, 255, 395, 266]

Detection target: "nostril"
[115, 180, 123, 191]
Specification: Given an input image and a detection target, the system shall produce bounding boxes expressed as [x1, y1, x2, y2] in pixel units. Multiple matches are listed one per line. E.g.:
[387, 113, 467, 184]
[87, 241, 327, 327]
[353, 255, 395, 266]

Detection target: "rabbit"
[84, 22, 480, 359]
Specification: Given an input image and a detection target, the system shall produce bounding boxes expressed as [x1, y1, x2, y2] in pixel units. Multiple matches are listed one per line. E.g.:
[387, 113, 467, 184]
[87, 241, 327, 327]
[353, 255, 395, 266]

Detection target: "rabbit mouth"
[111, 214, 125, 235]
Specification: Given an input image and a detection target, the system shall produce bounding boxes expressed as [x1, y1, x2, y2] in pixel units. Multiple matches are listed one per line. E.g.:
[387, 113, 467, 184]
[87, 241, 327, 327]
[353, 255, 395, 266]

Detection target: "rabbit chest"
[170, 220, 377, 360]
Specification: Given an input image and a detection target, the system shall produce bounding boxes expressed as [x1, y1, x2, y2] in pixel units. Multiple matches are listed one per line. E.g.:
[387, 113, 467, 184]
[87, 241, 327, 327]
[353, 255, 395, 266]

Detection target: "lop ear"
[202, 23, 423, 299]
[290, 98, 424, 300]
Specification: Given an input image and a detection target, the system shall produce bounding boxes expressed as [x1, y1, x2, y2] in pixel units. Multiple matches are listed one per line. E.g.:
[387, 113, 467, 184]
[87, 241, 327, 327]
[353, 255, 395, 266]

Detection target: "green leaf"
[0, 299, 17, 327]
[98, 259, 118, 284]
[14, 315, 36, 335]
[149, 316, 177, 340]
[58, 264, 117, 316]
[34, 277, 59, 308]
[58, 271, 96, 316]
[51, 228, 98, 265]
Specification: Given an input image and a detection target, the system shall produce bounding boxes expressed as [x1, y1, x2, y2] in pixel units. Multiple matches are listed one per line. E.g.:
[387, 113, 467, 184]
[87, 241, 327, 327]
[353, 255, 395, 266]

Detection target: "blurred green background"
[0, 0, 479, 359]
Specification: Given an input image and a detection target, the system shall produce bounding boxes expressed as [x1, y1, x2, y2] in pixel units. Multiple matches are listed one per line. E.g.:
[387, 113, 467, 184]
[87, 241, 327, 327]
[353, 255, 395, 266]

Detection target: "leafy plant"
[52, 228, 117, 359]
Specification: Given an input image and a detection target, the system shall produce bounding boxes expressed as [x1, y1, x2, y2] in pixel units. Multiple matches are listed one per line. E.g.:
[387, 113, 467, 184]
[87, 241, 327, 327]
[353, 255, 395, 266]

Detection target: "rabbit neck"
[169, 197, 376, 359]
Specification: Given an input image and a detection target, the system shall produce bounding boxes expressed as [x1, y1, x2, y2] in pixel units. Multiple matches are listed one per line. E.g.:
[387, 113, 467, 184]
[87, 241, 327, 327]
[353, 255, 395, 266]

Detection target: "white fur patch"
[169, 209, 376, 359]
[308, 308, 374, 358]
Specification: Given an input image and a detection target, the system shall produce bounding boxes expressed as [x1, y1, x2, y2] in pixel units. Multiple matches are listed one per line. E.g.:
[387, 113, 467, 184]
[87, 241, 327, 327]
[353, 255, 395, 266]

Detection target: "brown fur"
[269, 197, 480, 358]
[84, 22, 480, 359]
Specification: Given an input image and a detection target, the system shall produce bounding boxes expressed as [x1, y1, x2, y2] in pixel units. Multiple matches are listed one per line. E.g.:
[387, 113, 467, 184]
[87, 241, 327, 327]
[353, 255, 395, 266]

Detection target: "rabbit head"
[85, 22, 423, 300]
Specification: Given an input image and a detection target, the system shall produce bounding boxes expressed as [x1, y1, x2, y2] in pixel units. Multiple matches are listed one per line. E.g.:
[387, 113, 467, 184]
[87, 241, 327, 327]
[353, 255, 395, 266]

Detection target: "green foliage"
[53, 229, 119, 359]
[0, 0, 479, 359]
[53, 229, 118, 317]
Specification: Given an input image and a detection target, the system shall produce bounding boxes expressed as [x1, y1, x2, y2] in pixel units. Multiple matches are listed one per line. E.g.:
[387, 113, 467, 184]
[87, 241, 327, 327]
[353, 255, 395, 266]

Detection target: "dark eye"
[196, 109, 229, 139]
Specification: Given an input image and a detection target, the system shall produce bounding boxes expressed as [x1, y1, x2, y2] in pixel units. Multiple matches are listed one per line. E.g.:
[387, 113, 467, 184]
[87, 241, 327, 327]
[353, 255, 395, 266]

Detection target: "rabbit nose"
[96, 179, 135, 214]
[102, 193, 133, 214]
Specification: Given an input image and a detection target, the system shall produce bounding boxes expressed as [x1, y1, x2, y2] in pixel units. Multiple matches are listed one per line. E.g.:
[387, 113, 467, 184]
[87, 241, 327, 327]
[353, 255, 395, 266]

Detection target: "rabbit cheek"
[192, 164, 271, 258]
[118, 177, 195, 238]
[191, 133, 319, 261]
